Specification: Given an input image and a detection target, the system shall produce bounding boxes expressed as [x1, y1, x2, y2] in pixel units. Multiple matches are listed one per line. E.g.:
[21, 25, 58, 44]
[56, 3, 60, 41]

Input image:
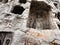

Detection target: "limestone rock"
[0, 0, 60, 45]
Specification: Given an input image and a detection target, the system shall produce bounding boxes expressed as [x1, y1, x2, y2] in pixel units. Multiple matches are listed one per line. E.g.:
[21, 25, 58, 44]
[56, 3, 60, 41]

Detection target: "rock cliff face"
[0, 0, 60, 45]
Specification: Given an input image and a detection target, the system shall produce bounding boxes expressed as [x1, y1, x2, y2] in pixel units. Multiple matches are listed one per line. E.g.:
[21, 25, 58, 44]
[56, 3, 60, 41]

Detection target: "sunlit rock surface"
[0, 0, 60, 45]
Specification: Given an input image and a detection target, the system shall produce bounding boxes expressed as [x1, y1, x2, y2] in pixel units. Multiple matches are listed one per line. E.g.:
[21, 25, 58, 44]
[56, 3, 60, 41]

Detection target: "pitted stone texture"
[10, 28, 60, 45]
[0, 0, 60, 45]
[0, 0, 30, 31]
[11, 30, 25, 45]
[25, 28, 60, 45]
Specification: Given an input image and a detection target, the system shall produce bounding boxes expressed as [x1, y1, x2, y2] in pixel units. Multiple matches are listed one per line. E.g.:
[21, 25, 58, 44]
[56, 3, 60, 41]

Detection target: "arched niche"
[27, 1, 52, 30]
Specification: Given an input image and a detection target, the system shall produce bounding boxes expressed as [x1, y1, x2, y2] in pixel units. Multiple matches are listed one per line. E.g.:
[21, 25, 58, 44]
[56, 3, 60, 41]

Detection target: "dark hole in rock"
[54, 3, 57, 6]
[11, 5, 25, 15]
[0, 40, 1, 45]
[6, 39, 10, 45]
[54, 3, 57, 8]
[19, 0, 27, 3]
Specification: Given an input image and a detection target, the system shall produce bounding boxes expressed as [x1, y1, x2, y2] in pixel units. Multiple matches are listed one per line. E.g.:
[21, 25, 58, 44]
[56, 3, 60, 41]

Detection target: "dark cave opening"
[19, 0, 27, 3]
[11, 5, 25, 15]
[0, 40, 1, 45]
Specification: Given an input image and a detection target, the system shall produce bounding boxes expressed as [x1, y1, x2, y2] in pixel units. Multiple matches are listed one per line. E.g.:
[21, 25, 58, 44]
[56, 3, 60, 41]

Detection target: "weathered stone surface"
[10, 28, 60, 45]
[0, 0, 60, 45]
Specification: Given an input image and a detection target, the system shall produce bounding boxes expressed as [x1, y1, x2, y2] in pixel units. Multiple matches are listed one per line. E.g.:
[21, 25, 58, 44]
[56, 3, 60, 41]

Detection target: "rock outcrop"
[0, 0, 60, 45]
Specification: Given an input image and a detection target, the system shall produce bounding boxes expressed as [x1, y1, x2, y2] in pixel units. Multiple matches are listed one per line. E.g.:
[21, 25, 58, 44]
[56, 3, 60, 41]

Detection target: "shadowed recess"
[27, 1, 52, 29]
[0, 40, 1, 45]
[11, 5, 25, 15]
[19, 0, 27, 3]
